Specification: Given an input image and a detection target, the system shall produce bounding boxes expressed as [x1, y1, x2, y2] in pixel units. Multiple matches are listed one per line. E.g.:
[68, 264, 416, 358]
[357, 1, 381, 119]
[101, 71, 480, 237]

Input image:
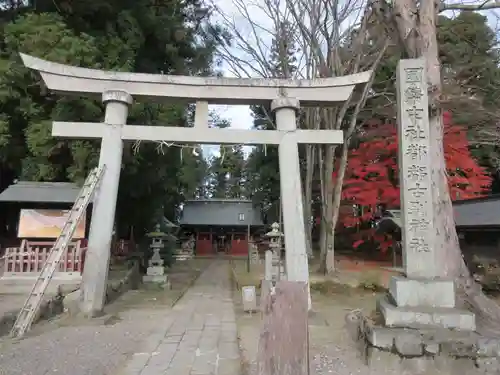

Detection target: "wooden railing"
[1, 238, 135, 280]
[2, 239, 83, 280]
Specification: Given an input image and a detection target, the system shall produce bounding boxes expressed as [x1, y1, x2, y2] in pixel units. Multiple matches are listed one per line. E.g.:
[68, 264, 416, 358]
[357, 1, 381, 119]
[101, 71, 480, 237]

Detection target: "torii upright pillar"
[272, 98, 310, 301]
[81, 90, 132, 315]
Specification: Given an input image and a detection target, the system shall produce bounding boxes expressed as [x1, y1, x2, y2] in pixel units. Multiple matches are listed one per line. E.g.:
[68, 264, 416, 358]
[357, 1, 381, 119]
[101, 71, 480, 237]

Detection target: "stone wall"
[345, 310, 500, 375]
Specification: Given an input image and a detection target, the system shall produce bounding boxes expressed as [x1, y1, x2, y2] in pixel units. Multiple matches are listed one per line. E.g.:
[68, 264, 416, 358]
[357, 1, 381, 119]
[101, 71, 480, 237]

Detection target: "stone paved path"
[118, 260, 241, 375]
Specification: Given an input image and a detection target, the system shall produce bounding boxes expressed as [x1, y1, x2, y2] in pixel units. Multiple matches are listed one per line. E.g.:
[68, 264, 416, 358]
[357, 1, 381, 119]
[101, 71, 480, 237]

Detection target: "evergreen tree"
[0, 0, 225, 236]
[179, 146, 210, 199]
[225, 144, 245, 198]
[206, 111, 247, 199]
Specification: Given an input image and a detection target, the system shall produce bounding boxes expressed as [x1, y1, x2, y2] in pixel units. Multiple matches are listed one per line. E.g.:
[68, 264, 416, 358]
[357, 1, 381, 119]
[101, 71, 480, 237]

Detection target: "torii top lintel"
[20, 54, 372, 106]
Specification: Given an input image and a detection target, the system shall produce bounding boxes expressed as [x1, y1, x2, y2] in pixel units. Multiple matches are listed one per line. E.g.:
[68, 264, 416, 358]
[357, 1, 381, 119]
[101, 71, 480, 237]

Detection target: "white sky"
[207, 0, 500, 157]
[209, 0, 276, 133]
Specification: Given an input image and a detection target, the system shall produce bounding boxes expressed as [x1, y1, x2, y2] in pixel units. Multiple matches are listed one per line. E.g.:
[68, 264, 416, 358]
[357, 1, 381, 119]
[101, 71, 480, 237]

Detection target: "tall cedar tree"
[0, 1, 226, 237]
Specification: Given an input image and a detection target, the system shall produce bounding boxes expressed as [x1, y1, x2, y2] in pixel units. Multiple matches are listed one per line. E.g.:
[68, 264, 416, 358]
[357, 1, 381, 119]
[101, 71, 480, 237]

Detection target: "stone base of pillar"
[345, 309, 500, 375]
[389, 276, 456, 308]
[344, 274, 500, 373]
[378, 295, 476, 331]
[380, 276, 476, 331]
[142, 274, 170, 288]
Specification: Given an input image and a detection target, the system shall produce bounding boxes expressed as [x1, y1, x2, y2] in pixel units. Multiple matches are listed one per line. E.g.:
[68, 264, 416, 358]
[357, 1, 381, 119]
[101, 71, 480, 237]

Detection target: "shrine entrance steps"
[118, 260, 241, 375]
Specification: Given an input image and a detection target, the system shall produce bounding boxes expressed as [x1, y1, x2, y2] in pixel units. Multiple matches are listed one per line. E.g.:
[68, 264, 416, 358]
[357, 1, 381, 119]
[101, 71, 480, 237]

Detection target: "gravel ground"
[235, 288, 495, 375]
[0, 308, 169, 375]
[235, 289, 413, 375]
[0, 259, 212, 375]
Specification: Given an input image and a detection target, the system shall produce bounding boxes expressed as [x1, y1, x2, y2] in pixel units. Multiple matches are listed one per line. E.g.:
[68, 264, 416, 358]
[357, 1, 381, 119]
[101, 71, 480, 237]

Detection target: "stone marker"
[242, 285, 257, 313]
[396, 59, 435, 278]
[378, 58, 475, 331]
[20, 53, 372, 315]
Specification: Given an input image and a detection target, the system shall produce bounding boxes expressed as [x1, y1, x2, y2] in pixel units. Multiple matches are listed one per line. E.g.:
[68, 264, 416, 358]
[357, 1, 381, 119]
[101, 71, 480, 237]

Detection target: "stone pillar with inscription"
[376, 59, 476, 332]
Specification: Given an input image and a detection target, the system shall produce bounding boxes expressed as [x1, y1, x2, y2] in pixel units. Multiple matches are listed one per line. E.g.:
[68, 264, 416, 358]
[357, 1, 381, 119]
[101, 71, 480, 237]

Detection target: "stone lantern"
[264, 222, 285, 281]
[143, 224, 170, 287]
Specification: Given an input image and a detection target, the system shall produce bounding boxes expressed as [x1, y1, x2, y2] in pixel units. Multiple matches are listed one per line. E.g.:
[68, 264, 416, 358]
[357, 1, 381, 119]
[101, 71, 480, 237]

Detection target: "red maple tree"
[334, 112, 492, 251]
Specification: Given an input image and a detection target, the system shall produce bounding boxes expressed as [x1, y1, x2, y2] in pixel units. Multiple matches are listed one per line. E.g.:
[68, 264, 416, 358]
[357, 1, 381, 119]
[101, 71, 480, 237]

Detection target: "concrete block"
[441, 338, 478, 357]
[365, 326, 395, 350]
[424, 342, 440, 355]
[378, 296, 476, 331]
[389, 276, 455, 308]
[142, 274, 169, 287]
[394, 331, 423, 356]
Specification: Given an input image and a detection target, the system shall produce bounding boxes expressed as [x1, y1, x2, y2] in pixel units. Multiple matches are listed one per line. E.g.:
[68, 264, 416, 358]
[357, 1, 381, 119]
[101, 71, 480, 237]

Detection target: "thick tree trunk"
[304, 144, 315, 258]
[319, 145, 335, 274]
[416, 0, 500, 335]
[326, 141, 350, 273]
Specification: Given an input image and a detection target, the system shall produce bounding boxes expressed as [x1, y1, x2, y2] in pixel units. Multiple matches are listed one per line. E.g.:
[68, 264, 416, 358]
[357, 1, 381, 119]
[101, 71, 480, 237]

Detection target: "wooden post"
[247, 223, 251, 273]
[257, 281, 309, 375]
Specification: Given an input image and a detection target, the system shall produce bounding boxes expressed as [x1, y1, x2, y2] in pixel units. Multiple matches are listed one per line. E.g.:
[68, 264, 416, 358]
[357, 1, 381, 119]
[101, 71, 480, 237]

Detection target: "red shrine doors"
[194, 229, 249, 255]
[196, 232, 213, 255]
[230, 233, 248, 255]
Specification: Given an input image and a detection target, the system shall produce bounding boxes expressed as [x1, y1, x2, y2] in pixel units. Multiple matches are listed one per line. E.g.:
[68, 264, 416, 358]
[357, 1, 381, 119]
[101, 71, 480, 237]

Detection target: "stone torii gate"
[21, 53, 372, 316]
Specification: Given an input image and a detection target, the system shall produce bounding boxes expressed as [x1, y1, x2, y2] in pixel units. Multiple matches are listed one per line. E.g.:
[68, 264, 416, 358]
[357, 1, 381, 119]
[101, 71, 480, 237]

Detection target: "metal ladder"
[10, 166, 105, 338]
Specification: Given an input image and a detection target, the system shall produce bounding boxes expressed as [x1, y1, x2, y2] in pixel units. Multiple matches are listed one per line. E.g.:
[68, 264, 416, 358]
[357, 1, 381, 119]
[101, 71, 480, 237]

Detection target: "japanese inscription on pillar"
[396, 59, 436, 278]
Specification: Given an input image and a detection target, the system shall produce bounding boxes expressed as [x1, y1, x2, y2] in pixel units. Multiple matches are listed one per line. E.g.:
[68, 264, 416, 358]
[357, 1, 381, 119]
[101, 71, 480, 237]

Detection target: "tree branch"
[439, 0, 500, 12]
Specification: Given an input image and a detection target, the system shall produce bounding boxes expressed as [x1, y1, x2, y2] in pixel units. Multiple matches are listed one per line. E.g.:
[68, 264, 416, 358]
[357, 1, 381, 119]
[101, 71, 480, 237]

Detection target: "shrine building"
[0, 180, 134, 271]
[377, 195, 500, 269]
[179, 199, 265, 256]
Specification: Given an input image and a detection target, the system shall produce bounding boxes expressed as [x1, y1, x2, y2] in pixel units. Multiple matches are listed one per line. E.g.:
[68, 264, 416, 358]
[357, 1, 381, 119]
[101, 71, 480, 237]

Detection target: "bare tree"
[372, 0, 500, 334]
[214, 0, 388, 272]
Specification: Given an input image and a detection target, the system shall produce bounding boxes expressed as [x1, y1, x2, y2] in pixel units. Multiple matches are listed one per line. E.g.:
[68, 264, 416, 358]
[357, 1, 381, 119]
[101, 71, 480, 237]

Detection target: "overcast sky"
[206, 0, 500, 157]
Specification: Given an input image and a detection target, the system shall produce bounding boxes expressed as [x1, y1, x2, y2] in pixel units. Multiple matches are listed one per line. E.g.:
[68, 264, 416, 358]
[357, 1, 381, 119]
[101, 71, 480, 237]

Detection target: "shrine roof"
[452, 195, 500, 228]
[377, 195, 500, 231]
[0, 181, 88, 203]
[180, 199, 264, 227]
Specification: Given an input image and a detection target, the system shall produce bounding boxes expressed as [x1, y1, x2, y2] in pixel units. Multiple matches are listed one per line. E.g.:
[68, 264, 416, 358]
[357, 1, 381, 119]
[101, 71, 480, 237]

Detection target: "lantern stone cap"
[146, 224, 167, 237]
[265, 222, 283, 237]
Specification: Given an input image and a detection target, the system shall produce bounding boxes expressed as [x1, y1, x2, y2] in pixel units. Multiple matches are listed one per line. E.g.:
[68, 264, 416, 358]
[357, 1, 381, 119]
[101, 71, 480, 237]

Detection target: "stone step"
[377, 296, 476, 331]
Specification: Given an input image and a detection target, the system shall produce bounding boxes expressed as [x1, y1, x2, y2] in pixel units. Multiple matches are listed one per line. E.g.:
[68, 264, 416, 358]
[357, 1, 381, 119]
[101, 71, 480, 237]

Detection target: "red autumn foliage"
[333, 113, 492, 252]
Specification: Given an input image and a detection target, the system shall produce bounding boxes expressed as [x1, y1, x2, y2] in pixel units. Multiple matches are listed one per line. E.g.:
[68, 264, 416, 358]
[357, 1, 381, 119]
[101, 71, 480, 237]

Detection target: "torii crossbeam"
[20, 53, 372, 315]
